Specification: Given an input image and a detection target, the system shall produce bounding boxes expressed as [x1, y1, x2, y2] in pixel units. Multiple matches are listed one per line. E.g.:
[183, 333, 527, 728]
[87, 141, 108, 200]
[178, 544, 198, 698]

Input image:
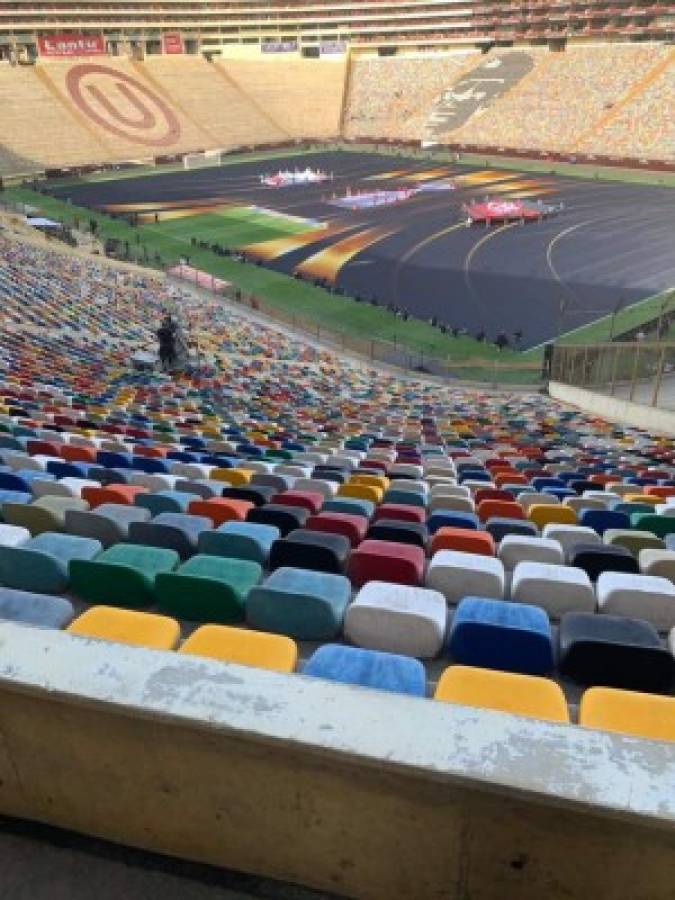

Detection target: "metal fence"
[551, 341, 675, 410]
[212, 287, 543, 386]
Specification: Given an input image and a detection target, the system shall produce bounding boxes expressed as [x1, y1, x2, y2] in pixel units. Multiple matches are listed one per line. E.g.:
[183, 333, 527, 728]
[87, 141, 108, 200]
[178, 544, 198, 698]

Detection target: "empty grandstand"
[0, 2, 675, 899]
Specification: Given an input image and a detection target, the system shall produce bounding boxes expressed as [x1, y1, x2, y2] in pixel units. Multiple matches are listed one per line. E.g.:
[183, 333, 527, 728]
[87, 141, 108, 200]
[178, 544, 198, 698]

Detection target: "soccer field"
[140, 205, 313, 257]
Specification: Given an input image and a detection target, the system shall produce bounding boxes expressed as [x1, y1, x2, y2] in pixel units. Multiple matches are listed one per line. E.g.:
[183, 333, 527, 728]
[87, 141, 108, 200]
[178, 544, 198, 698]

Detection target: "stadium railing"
[175, 276, 543, 387]
[551, 340, 675, 411]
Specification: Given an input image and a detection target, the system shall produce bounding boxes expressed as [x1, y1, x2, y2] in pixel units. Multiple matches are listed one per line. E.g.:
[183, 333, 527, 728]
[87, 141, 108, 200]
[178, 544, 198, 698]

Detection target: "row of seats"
[25, 601, 673, 744]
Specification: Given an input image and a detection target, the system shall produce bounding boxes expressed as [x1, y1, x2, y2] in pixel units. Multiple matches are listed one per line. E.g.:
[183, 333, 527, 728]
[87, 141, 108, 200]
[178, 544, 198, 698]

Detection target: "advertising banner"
[38, 33, 106, 58]
[162, 32, 184, 54]
[261, 40, 298, 53]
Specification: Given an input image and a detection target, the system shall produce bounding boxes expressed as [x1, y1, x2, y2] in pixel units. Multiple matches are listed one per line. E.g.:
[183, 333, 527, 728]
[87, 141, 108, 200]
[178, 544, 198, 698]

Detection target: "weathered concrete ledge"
[549, 381, 675, 436]
[0, 622, 673, 899]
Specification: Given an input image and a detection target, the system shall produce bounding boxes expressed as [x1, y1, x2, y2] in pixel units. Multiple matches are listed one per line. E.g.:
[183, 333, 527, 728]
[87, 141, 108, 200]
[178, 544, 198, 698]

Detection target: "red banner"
[38, 33, 106, 58]
[162, 32, 184, 55]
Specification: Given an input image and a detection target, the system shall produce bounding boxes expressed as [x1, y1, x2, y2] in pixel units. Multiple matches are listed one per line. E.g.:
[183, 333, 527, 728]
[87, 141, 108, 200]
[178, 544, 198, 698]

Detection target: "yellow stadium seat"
[338, 483, 384, 504]
[349, 474, 390, 491]
[434, 665, 570, 724]
[528, 504, 577, 528]
[210, 467, 253, 486]
[67, 606, 180, 650]
[179, 624, 297, 673]
[623, 494, 660, 506]
[579, 687, 675, 743]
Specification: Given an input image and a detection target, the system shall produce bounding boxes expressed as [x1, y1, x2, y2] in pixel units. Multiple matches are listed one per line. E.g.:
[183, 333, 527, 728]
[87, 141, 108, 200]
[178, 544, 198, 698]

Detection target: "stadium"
[0, 3, 674, 898]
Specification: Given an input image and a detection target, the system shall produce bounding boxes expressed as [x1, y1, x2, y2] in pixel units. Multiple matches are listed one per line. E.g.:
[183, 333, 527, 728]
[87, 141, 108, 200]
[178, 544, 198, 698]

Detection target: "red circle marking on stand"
[66, 64, 181, 147]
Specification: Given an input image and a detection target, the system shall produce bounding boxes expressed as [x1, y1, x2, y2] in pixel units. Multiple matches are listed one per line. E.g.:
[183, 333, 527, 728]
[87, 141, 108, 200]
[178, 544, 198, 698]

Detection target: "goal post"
[182, 149, 226, 170]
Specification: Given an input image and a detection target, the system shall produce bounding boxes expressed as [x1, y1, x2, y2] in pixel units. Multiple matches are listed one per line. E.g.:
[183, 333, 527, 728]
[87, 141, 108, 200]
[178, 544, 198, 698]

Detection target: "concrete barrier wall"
[0, 622, 674, 900]
[549, 381, 675, 436]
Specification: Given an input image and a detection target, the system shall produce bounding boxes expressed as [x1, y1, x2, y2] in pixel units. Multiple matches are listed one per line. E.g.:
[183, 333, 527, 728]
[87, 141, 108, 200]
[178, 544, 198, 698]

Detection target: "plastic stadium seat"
[596, 572, 675, 632]
[211, 467, 253, 487]
[179, 624, 297, 673]
[269, 528, 350, 574]
[68, 606, 180, 650]
[344, 581, 447, 658]
[528, 505, 577, 529]
[0, 586, 74, 629]
[304, 512, 368, 547]
[568, 543, 639, 580]
[128, 512, 211, 560]
[323, 497, 374, 518]
[156, 554, 262, 623]
[222, 485, 275, 506]
[0, 523, 30, 548]
[632, 514, 675, 539]
[135, 490, 200, 516]
[486, 517, 539, 541]
[448, 597, 554, 676]
[81, 484, 146, 508]
[271, 490, 324, 515]
[247, 503, 309, 536]
[303, 644, 426, 696]
[578, 509, 630, 536]
[247, 567, 351, 640]
[70, 543, 179, 608]
[558, 612, 674, 692]
[510, 562, 595, 618]
[434, 665, 569, 723]
[293, 477, 338, 499]
[517, 492, 559, 513]
[426, 510, 479, 533]
[0, 532, 101, 594]
[426, 550, 504, 605]
[197, 521, 279, 565]
[338, 483, 383, 504]
[603, 529, 664, 556]
[498, 535, 564, 570]
[188, 497, 253, 526]
[347, 539, 425, 588]
[64, 503, 151, 549]
[477, 500, 524, 523]
[639, 549, 675, 583]
[541, 523, 601, 555]
[371, 503, 425, 525]
[2, 496, 89, 536]
[430, 527, 494, 557]
[579, 687, 675, 743]
[428, 495, 475, 514]
[382, 489, 426, 509]
[366, 519, 428, 549]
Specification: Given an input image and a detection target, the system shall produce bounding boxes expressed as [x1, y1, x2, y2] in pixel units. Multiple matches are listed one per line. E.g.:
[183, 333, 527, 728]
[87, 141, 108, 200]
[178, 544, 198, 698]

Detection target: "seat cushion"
[269, 529, 350, 574]
[558, 612, 674, 692]
[579, 686, 675, 743]
[568, 543, 639, 581]
[0, 586, 74, 629]
[69, 543, 179, 608]
[197, 521, 280, 565]
[303, 644, 426, 696]
[246, 567, 351, 640]
[179, 624, 297, 673]
[426, 550, 504, 605]
[347, 540, 425, 588]
[156, 555, 262, 623]
[434, 665, 569, 723]
[510, 561, 596, 618]
[68, 605, 180, 650]
[448, 597, 554, 676]
[345, 581, 447, 658]
[596, 571, 675, 632]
